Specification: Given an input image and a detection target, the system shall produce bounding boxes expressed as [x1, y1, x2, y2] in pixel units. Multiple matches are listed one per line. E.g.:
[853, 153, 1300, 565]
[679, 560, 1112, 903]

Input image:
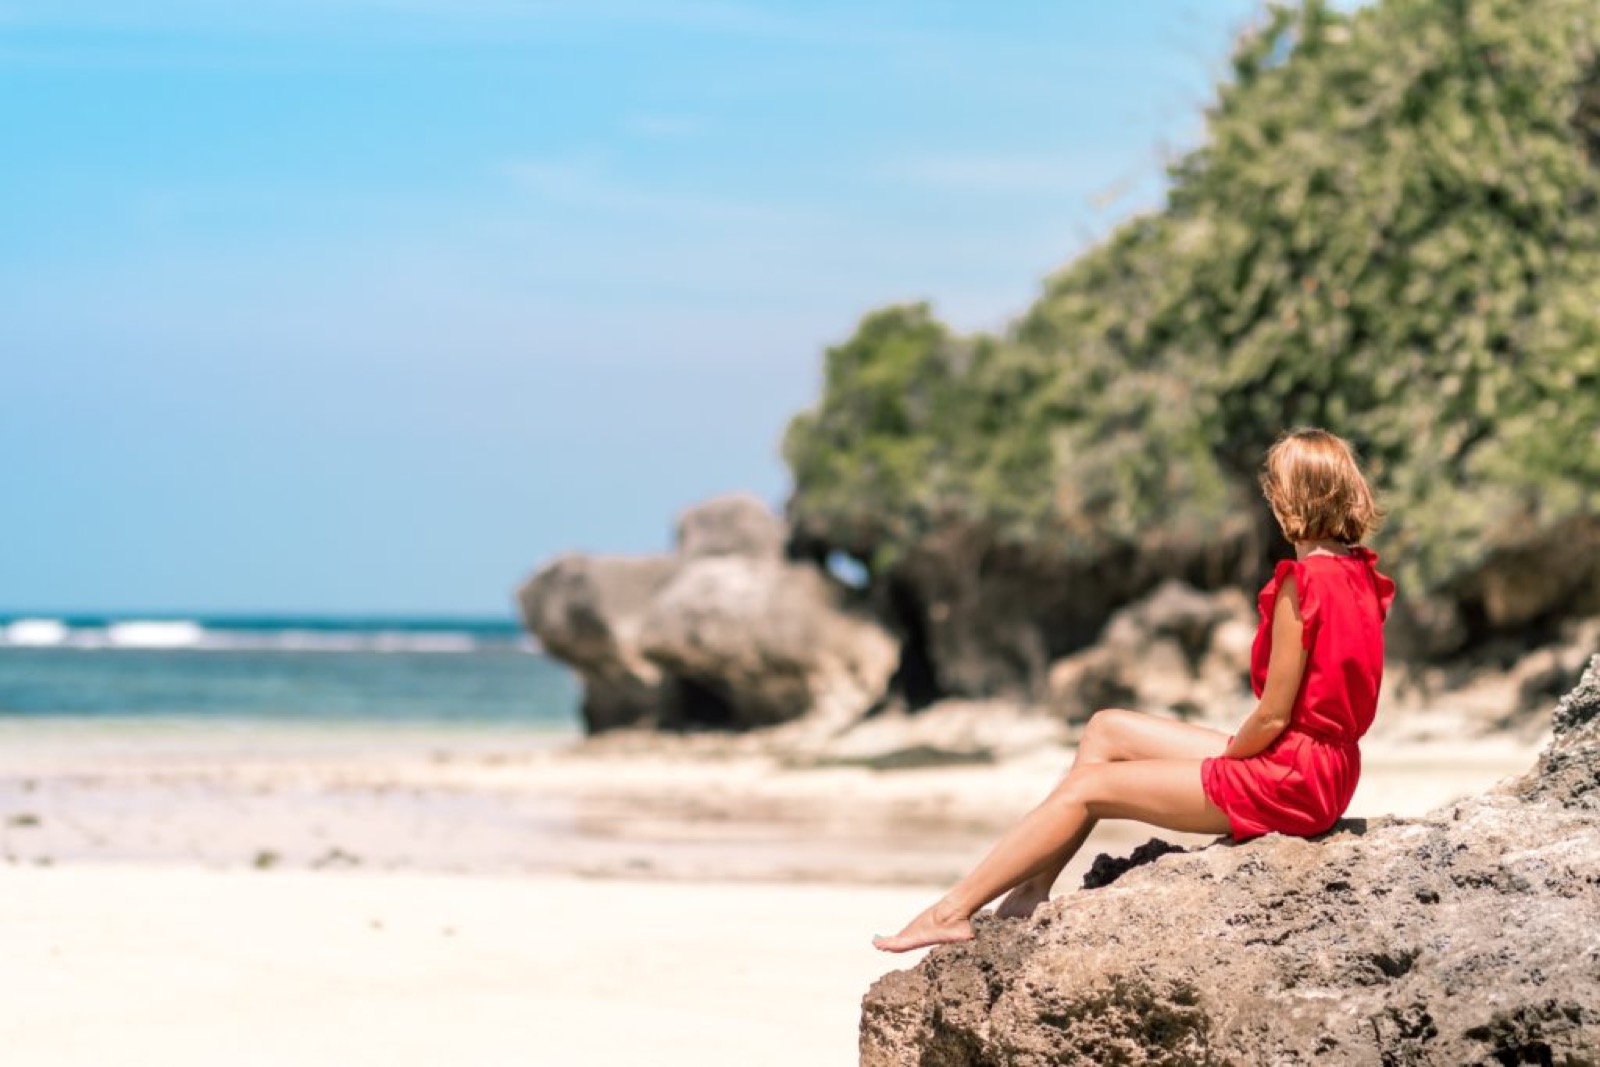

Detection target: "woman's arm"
[1222, 573, 1309, 758]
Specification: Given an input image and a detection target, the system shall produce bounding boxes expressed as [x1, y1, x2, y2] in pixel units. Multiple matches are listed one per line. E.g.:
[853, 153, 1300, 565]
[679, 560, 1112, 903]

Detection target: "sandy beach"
[0, 864, 930, 1066]
[0, 717, 1547, 1065]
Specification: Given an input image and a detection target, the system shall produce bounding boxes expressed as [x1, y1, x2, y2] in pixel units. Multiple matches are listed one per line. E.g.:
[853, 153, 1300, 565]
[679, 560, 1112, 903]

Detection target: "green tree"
[786, 0, 1600, 640]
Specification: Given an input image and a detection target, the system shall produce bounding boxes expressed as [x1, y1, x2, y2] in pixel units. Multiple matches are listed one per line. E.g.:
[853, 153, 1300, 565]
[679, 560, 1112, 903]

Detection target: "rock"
[1048, 582, 1256, 723]
[1379, 616, 1600, 739]
[1394, 517, 1600, 661]
[1473, 518, 1600, 633]
[1512, 653, 1600, 811]
[516, 554, 678, 732]
[519, 494, 898, 734]
[1047, 647, 1136, 722]
[1123, 580, 1248, 663]
[886, 527, 1260, 704]
[675, 493, 787, 560]
[1199, 614, 1256, 683]
[638, 556, 898, 731]
[860, 656, 1600, 1065]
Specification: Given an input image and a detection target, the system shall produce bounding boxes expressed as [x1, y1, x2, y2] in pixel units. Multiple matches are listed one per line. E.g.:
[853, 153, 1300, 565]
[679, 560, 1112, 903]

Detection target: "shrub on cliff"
[785, 0, 1600, 637]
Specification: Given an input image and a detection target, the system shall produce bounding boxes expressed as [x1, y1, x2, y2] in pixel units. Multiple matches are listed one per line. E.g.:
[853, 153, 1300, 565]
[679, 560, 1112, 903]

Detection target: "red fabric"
[1200, 546, 1396, 840]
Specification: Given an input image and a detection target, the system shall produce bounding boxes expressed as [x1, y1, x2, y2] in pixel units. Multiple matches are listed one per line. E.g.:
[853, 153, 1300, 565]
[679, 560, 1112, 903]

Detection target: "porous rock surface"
[860, 656, 1600, 1066]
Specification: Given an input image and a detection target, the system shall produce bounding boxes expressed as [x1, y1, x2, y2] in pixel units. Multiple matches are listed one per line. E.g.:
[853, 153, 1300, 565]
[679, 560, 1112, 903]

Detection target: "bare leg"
[997, 709, 1227, 919]
[872, 759, 1229, 952]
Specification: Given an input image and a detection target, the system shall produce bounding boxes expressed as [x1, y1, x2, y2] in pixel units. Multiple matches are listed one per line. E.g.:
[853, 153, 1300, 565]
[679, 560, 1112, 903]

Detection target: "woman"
[874, 427, 1396, 952]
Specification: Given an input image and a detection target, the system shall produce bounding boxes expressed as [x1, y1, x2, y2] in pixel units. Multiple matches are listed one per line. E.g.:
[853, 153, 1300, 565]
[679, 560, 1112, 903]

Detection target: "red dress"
[1200, 546, 1396, 840]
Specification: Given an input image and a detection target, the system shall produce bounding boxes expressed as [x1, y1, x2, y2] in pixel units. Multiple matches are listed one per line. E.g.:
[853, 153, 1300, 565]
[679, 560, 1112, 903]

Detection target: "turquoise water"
[0, 614, 581, 730]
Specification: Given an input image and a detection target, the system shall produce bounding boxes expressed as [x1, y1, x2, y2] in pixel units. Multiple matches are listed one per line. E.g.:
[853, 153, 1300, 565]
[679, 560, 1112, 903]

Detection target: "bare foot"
[995, 880, 1049, 920]
[872, 903, 974, 953]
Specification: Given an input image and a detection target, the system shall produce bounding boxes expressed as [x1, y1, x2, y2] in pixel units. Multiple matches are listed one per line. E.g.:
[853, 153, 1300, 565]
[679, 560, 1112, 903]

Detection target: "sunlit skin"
[871, 538, 1347, 954]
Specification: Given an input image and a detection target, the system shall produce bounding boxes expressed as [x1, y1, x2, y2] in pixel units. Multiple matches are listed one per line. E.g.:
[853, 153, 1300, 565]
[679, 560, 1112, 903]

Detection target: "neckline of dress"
[1300, 545, 1373, 562]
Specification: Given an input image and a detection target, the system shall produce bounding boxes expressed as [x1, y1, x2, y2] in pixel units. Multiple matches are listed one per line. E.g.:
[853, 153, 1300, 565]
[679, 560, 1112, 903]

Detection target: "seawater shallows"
[0, 614, 580, 730]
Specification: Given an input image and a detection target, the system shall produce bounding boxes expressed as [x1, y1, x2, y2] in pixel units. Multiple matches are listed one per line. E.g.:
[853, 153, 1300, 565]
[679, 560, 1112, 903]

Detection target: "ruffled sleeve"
[1258, 559, 1319, 651]
[1351, 546, 1396, 620]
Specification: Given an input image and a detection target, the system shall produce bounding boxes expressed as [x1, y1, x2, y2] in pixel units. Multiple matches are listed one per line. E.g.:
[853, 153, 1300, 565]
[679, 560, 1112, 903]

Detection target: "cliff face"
[859, 656, 1600, 1065]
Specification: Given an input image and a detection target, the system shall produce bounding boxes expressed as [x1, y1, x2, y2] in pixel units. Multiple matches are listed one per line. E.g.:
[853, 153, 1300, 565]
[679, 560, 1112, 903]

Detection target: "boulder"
[1513, 653, 1600, 810]
[516, 554, 677, 733]
[638, 556, 898, 731]
[887, 528, 1259, 705]
[518, 494, 899, 734]
[1048, 581, 1255, 724]
[1381, 615, 1600, 737]
[675, 493, 787, 560]
[1393, 517, 1600, 661]
[860, 655, 1600, 1065]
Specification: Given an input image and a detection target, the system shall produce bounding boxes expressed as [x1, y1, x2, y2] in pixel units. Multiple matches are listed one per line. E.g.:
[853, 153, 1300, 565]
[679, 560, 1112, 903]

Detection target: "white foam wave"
[0, 621, 535, 654]
[3, 618, 70, 647]
[105, 620, 208, 649]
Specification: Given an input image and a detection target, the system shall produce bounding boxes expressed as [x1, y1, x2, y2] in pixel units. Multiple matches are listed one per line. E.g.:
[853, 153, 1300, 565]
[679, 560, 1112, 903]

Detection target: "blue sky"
[0, 0, 1266, 615]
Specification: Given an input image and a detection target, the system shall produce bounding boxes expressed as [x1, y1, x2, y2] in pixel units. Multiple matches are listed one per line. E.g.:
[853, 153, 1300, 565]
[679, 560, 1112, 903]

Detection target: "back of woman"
[1276, 547, 1396, 745]
[875, 427, 1396, 953]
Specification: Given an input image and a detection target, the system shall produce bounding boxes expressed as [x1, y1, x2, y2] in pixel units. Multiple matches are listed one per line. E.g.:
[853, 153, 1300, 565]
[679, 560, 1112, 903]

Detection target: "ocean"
[0, 613, 581, 731]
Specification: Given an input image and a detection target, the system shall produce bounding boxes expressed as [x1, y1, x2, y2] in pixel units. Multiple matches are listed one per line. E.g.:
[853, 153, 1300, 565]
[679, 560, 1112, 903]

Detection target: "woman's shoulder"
[1257, 558, 1310, 622]
[1259, 546, 1397, 621]
[1307, 545, 1397, 621]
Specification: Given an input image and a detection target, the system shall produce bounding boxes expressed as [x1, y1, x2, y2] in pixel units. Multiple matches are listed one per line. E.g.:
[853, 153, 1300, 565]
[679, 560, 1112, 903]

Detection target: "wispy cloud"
[881, 152, 1112, 195]
[503, 157, 794, 227]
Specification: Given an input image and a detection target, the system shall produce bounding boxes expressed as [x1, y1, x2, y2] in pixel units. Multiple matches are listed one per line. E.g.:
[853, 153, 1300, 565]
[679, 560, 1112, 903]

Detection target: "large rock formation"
[860, 655, 1600, 1065]
[519, 494, 898, 733]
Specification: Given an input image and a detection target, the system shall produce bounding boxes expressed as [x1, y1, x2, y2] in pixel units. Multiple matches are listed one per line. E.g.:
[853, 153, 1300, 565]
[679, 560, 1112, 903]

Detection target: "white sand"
[0, 720, 1547, 1065]
[0, 864, 929, 1067]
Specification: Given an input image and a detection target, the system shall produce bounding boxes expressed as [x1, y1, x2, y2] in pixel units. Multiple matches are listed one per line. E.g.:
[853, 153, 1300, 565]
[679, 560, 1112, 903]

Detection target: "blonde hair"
[1259, 428, 1383, 544]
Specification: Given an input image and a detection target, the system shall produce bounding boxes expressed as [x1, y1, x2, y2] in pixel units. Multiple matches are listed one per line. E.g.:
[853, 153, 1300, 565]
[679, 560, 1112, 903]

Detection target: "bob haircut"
[1259, 428, 1384, 545]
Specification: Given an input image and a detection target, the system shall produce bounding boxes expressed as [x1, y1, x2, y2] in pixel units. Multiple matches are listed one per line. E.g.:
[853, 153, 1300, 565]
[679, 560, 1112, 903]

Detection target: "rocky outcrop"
[515, 554, 678, 733]
[860, 655, 1600, 1065]
[1514, 654, 1600, 811]
[674, 492, 787, 561]
[870, 524, 1260, 706]
[638, 556, 898, 732]
[1047, 580, 1255, 725]
[518, 495, 897, 733]
[1392, 517, 1600, 661]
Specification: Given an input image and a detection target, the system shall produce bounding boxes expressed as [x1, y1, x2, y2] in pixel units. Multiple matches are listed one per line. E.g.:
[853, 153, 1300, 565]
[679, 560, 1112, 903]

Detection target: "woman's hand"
[1223, 573, 1309, 759]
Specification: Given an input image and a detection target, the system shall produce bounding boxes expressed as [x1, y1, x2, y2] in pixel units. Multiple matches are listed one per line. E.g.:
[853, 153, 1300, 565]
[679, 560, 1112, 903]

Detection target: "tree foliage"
[784, 0, 1600, 598]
